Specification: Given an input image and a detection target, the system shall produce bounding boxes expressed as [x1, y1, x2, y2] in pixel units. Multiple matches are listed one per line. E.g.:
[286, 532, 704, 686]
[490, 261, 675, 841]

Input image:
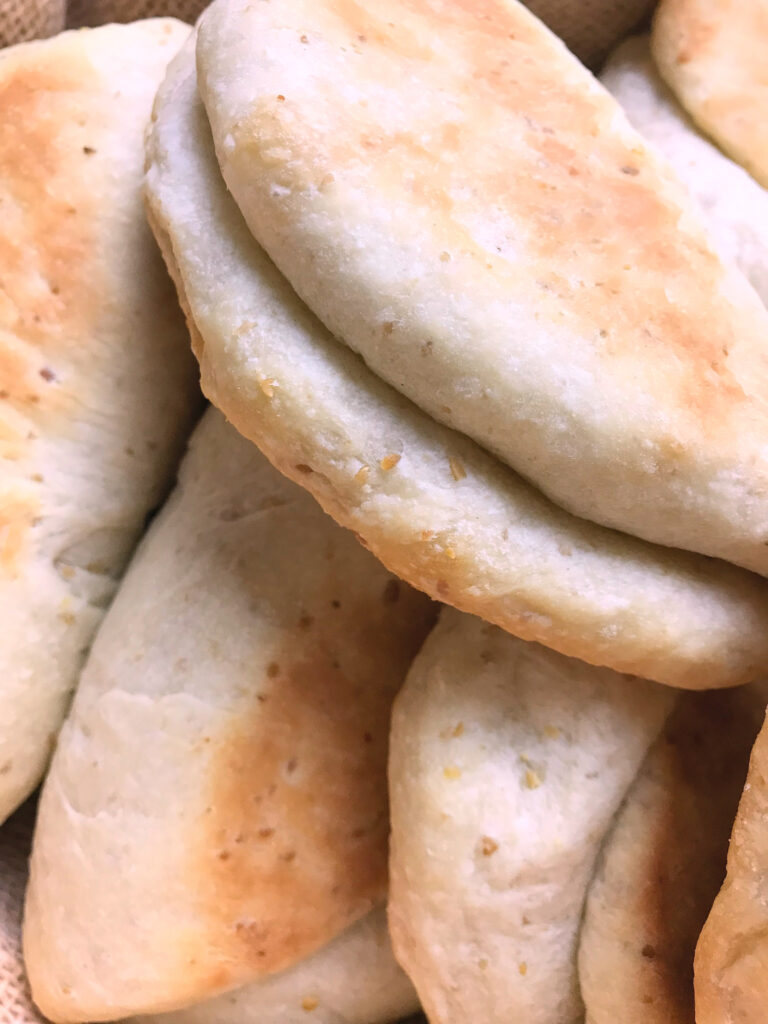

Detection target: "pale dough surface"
[197, 0, 768, 575]
[388, 608, 674, 1024]
[0, 18, 199, 825]
[23, 410, 434, 1023]
[144, 39, 768, 691]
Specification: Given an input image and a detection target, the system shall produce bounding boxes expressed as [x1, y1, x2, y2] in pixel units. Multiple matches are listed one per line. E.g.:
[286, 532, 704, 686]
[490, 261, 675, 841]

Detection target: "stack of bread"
[1, 1, 768, 1022]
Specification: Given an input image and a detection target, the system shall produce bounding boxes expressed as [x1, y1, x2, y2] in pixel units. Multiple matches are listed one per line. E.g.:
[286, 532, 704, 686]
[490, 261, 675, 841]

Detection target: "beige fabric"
[388, 608, 674, 1024]
[0, 20, 199, 827]
[601, 36, 768, 309]
[526, 0, 655, 67]
[0, 803, 45, 1024]
[578, 685, 767, 1024]
[134, 908, 419, 1024]
[0, 1, 64, 46]
[653, 0, 768, 189]
[145, 36, 768, 691]
[23, 408, 435, 1023]
[66, 1, 208, 28]
[196, 0, 768, 578]
[694, 710, 768, 1024]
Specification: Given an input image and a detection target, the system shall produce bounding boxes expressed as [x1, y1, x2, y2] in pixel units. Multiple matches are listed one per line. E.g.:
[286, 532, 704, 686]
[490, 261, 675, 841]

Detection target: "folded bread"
[0, 18, 199, 825]
[579, 685, 767, 1024]
[694, 708, 768, 1023]
[653, 0, 768, 188]
[196, 0, 768, 576]
[23, 408, 435, 1023]
[601, 35, 768, 308]
[133, 908, 418, 1024]
[388, 608, 674, 1024]
[143, 35, 768, 690]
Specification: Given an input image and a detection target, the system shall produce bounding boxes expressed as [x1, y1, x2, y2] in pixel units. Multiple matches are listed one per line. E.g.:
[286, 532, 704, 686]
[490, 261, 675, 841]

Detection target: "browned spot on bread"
[240, 0, 767, 438]
[0, 54, 102, 426]
[0, 490, 38, 576]
[190, 583, 436, 992]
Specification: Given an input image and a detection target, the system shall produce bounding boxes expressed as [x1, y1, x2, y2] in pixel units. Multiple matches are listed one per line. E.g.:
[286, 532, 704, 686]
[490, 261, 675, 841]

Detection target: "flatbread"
[601, 35, 768, 309]
[196, 0, 768, 575]
[133, 908, 419, 1024]
[23, 409, 435, 1023]
[143, 38, 768, 690]
[388, 608, 674, 1024]
[0, 19, 199, 825]
[652, 0, 768, 189]
[578, 685, 766, 1024]
[694, 709, 768, 1024]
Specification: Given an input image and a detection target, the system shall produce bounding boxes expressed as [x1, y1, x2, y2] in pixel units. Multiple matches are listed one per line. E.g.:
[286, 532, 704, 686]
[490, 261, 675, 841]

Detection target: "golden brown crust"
[653, 0, 768, 188]
[195, 596, 425, 987]
[695, 710, 768, 1023]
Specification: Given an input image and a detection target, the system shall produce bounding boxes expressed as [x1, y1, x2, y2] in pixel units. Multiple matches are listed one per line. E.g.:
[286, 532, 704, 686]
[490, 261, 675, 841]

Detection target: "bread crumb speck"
[380, 453, 401, 471]
[444, 765, 462, 780]
[301, 997, 318, 1012]
[449, 455, 466, 481]
[524, 769, 541, 789]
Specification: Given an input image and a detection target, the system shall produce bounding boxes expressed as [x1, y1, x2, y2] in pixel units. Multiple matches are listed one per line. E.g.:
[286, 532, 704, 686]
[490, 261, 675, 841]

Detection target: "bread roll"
[196, 0, 768, 575]
[579, 686, 766, 1024]
[23, 409, 435, 1023]
[388, 609, 674, 1024]
[144, 35, 768, 690]
[653, 0, 768, 188]
[0, 19, 199, 824]
[694, 708, 768, 1023]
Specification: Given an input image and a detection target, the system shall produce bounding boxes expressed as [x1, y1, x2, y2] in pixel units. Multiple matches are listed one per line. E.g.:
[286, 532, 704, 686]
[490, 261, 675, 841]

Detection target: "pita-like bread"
[196, 0, 768, 576]
[579, 686, 766, 1024]
[0, 19, 199, 825]
[694, 709, 768, 1024]
[23, 409, 435, 1023]
[601, 36, 768, 309]
[144, 38, 768, 690]
[388, 608, 674, 1024]
[652, 0, 768, 189]
[133, 908, 419, 1024]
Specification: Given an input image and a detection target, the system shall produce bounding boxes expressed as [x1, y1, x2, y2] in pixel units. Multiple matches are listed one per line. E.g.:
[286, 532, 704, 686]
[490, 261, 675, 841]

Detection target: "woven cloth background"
[0, 1, 656, 1022]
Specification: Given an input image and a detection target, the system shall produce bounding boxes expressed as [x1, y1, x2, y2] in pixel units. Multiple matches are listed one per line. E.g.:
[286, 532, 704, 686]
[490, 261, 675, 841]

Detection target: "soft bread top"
[653, 0, 768, 189]
[579, 686, 766, 1024]
[144, 36, 768, 690]
[0, 18, 198, 824]
[388, 609, 674, 1024]
[23, 410, 434, 1023]
[197, 0, 768, 575]
[133, 908, 418, 1024]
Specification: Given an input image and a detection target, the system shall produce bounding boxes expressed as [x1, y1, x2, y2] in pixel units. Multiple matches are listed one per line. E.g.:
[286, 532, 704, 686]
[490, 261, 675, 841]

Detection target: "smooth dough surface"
[602, 35, 768, 308]
[653, 0, 768, 188]
[133, 907, 419, 1024]
[23, 409, 435, 1023]
[144, 38, 768, 691]
[197, 0, 768, 575]
[579, 685, 767, 1024]
[388, 608, 674, 1024]
[0, 19, 199, 825]
[694, 709, 768, 1024]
